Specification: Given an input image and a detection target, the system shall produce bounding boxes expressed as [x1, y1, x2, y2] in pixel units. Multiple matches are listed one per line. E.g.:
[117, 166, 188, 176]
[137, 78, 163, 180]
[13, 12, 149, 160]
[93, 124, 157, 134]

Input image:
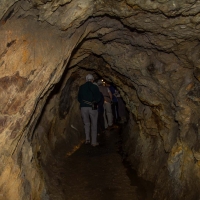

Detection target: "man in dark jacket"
[78, 74, 101, 146]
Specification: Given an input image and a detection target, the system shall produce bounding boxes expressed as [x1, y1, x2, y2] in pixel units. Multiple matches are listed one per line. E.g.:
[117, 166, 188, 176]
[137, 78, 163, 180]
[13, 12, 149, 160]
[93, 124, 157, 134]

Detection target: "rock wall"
[0, 13, 86, 199]
[1, 0, 200, 199]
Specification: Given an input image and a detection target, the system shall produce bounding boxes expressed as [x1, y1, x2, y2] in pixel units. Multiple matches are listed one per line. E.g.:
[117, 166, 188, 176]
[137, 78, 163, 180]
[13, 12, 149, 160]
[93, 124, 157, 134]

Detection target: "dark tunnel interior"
[2, 1, 200, 199]
[33, 62, 155, 199]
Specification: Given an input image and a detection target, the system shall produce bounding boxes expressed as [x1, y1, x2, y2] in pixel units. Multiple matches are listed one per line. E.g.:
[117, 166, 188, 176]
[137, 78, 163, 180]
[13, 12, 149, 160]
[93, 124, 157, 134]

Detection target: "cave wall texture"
[1, 0, 200, 199]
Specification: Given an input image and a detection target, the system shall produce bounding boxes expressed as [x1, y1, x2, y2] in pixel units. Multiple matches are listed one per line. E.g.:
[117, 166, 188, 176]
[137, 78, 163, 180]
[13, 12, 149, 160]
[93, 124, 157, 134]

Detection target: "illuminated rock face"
[1, 0, 200, 199]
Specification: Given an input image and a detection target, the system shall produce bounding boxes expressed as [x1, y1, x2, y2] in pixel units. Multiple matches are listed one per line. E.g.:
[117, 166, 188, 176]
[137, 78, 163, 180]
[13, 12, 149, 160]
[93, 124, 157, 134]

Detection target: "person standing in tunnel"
[97, 79, 114, 130]
[93, 82, 105, 135]
[116, 90, 128, 124]
[78, 74, 101, 146]
[107, 82, 119, 124]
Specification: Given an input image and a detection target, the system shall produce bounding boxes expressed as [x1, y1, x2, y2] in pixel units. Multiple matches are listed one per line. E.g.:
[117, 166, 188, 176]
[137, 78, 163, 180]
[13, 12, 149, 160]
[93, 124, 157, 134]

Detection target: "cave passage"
[35, 69, 155, 200]
[43, 117, 154, 200]
[3, 1, 200, 199]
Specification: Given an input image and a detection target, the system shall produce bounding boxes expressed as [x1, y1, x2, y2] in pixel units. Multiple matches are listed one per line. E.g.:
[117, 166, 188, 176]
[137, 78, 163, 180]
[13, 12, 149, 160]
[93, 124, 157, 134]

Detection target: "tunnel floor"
[44, 126, 154, 200]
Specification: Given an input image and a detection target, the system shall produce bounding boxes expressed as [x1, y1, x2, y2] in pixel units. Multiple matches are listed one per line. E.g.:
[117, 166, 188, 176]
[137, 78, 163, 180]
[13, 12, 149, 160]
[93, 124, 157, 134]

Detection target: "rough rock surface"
[43, 127, 146, 200]
[1, 0, 200, 199]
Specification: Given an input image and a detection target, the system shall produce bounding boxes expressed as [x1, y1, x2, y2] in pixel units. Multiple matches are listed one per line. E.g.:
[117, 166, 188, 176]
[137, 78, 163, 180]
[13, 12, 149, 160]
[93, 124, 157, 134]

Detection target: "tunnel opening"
[31, 58, 157, 199]
[2, 1, 200, 199]
[26, 25, 177, 197]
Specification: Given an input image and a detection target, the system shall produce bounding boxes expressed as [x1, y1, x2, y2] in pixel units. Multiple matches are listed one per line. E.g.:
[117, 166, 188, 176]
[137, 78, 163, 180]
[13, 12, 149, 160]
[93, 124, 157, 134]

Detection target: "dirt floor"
[44, 126, 154, 200]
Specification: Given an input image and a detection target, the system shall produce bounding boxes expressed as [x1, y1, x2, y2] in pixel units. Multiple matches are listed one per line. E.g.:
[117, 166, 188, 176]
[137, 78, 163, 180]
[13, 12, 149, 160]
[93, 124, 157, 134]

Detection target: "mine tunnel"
[38, 67, 151, 200]
[1, 0, 200, 200]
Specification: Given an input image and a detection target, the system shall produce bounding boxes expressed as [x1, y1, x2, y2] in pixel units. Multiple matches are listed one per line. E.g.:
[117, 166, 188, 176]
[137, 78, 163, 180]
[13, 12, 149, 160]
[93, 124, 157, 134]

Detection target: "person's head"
[86, 74, 94, 82]
[97, 79, 103, 86]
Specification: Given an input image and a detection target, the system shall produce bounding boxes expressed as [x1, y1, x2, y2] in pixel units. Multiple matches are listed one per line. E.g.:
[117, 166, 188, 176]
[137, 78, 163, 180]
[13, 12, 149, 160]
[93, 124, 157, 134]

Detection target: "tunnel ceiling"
[1, 0, 200, 200]
[3, 0, 200, 56]
[2, 0, 200, 71]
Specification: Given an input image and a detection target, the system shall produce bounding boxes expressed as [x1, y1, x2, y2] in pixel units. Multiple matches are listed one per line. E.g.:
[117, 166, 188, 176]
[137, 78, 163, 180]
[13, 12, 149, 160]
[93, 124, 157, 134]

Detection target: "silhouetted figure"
[97, 92, 105, 135]
[115, 91, 127, 124]
[97, 79, 113, 130]
[78, 74, 101, 146]
[108, 83, 119, 124]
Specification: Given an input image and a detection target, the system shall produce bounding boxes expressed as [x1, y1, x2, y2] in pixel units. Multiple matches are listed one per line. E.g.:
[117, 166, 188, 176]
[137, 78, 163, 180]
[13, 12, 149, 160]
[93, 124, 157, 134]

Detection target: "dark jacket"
[98, 92, 104, 113]
[109, 85, 118, 102]
[78, 82, 101, 107]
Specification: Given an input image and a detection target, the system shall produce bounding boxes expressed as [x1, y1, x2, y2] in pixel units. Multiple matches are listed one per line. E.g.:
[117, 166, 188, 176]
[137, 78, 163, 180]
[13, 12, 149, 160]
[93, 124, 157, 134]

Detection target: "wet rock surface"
[2, 0, 200, 199]
[44, 127, 154, 200]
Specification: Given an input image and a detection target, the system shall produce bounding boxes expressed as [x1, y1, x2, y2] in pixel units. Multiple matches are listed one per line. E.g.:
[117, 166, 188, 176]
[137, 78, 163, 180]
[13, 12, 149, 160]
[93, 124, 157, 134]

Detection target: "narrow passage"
[44, 127, 154, 200]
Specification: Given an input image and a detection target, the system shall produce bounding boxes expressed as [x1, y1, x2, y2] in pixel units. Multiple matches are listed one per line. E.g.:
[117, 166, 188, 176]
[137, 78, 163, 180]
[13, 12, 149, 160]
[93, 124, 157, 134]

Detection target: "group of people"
[78, 74, 127, 147]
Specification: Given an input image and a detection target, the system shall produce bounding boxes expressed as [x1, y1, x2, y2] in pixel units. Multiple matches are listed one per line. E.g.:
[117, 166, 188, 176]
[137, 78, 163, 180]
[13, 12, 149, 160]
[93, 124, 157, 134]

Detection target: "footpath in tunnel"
[44, 126, 154, 200]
